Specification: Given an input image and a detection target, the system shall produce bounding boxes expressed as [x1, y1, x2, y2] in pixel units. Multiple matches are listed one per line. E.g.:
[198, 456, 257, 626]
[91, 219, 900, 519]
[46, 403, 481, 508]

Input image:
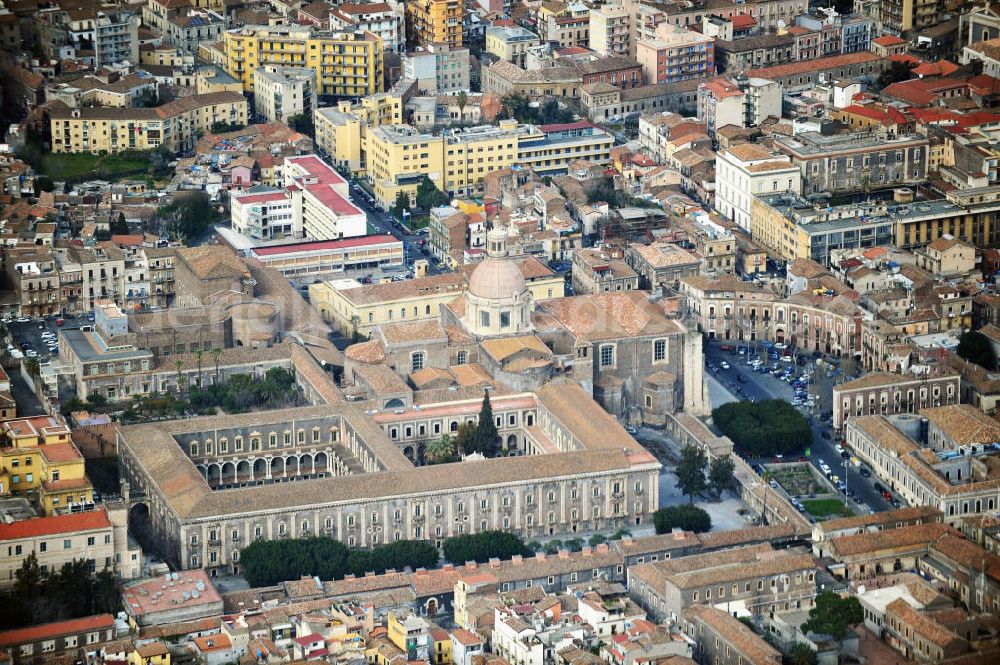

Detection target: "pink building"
[636, 27, 714, 85]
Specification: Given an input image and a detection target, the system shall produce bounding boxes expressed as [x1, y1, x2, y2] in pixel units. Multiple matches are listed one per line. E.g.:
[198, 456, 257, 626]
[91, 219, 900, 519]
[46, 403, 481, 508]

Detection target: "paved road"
[703, 340, 893, 514]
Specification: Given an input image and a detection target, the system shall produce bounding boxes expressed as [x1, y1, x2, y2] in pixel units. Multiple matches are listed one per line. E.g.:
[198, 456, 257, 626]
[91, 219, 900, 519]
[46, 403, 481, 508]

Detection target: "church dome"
[468, 257, 527, 300]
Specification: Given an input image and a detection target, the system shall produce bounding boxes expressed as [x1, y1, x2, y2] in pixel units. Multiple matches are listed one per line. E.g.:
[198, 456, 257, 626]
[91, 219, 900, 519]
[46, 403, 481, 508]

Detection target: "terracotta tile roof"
[853, 416, 920, 456]
[480, 335, 551, 363]
[0, 615, 114, 647]
[345, 339, 386, 364]
[0, 507, 110, 540]
[885, 598, 964, 649]
[816, 506, 942, 537]
[339, 273, 465, 306]
[538, 291, 686, 341]
[178, 246, 248, 280]
[380, 320, 448, 344]
[828, 522, 954, 558]
[747, 52, 880, 81]
[920, 404, 1000, 445]
[683, 606, 780, 665]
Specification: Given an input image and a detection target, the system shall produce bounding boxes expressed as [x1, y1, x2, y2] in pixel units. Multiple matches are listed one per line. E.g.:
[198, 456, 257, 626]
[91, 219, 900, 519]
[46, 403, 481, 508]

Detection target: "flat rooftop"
[60, 328, 153, 363]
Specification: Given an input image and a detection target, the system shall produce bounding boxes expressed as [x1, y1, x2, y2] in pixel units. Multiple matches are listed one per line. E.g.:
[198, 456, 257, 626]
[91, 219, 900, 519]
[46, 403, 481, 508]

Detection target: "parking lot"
[704, 339, 893, 515]
[5, 315, 89, 365]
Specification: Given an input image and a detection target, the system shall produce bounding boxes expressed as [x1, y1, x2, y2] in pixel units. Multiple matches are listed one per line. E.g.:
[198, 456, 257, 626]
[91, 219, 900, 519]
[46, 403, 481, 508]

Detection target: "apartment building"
[541, 3, 590, 48]
[681, 606, 781, 665]
[627, 545, 816, 622]
[590, 4, 631, 57]
[636, 27, 714, 84]
[714, 143, 801, 232]
[572, 248, 640, 295]
[696, 77, 782, 136]
[832, 368, 960, 430]
[408, 0, 463, 47]
[364, 121, 613, 209]
[0, 415, 94, 515]
[402, 44, 471, 93]
[845, 414, 1000, 524]
[94, 9, 139, 69]
[5, 252, 60, 318]
[0, 506, 141, 592]
[0, 615, 116, 664]
[773, 131, 929, 194]
[222, 25, 383, 98]
[882, 0, 940, 35]
[253, 66, 318, 124]
[486, 26, 540, 68]
[163, 10, 225, 54]
[329, 2, 403, 52]
[49, 91, 248, 154]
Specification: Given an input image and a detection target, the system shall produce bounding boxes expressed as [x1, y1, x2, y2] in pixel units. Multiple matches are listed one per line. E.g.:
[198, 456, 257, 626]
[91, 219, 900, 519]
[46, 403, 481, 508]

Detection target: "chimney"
[596, 544, 610, 553]
[535, 552, 547, 561]
[558, 549, 570, 559]
[511, 555, 523, 565]
[581, 546, 593, 556]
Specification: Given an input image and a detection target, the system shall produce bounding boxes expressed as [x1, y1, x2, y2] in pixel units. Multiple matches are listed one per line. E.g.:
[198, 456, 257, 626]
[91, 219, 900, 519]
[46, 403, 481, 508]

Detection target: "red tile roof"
[0, 507, 110, 541]
[731, 14, 755, 29]
[873, 35, 906, 46]
[912, 59, 959, 77]
[0, 614, 114, 647]
[747, 51, 880, 80]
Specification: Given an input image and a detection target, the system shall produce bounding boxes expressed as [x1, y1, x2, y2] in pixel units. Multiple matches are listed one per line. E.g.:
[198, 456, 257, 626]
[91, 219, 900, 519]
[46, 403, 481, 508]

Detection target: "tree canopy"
[442, 531, 530, 564]
[499, 93, 575, 125]
[709, 455, 737, 498]
[712, 400, 812, 457]
[675, 443, 708, 503]
[800, 591, 863, 640]
[0, 554, 119, 629]
[467, 391, 499, 457]
[653, 505, 712, 533]
[240, 537, 439, 587]
[415, 175, 450, 210]
[957, 330, 996, 371]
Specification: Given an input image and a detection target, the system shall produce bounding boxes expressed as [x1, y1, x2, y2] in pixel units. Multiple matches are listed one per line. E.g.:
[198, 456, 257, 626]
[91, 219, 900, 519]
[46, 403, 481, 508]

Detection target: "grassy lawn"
[39, 152, 151, 180]
[802, 498, 851, 518]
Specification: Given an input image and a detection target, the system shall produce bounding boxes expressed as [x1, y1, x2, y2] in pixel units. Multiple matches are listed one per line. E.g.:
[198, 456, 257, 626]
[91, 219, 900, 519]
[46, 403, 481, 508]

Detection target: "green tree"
[588, 533, 608, 547]
[675, 443, 708, 504]
[456, 90, 468, 124]
[415, 175, 450, 210]
[288, 113, 315, 137]
[709, 455, 737, 499]
[442, 531, 529, 564]
[452, 421, 476, 456]
[425, 434, 455, 463]
[194, 349, 204, 387]
[784, 643, 818, 665]
[712, 400, 812, 457]
[35, 176, 55, 194]
[111, 212, 129, 235]
[349, 314, 362, 344]
[211, 120, 245, 133]
[392, 190, 411, 221]
[470, 390, 499, 457]
[877, 60, 916, 89]
[653, 505, 712, 533]
[211, 347, 223, 385]
[800, 591, 863, 640]
[957, 330, 996, 371]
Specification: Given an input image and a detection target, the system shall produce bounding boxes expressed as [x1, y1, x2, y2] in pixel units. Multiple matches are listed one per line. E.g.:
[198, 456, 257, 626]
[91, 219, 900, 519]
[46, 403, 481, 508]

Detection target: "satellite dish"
[776, 18, 786, 29]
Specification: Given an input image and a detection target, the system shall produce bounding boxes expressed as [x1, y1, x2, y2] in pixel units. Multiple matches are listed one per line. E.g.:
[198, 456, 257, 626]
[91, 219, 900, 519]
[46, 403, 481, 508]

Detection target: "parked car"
[882, 490, 894, 501]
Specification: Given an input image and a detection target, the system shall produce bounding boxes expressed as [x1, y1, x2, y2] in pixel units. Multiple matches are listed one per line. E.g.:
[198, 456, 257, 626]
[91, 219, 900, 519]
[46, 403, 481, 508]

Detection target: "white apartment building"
[94, 10, 140, 68]
[402, 43, 471, 93]
[329, 2, 403, 51]
[0, 506, 141, 589]
[231, 189, 297, 241]
[253, 66, 318, 124]
[715, 143, 801, 231]
[590, 4, 631, 57]
[231, 155, 365, 241]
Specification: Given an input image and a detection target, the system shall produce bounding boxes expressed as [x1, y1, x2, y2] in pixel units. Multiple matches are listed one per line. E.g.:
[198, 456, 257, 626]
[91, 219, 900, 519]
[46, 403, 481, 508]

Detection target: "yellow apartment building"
[408, 0, 463, 47]
[222, 25, 383, 98]
[49, 91, 248, 154]
[365, 125, 448, 209]
[0, 415, 93, 515]
[363, 120, 613, 209]
[315, 92, 407, 174]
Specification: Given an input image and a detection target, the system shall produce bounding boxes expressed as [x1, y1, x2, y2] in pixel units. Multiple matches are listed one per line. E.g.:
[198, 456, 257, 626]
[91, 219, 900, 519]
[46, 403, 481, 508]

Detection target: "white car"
[16, 317, 29, 323]
[720, 361, 730, 369]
